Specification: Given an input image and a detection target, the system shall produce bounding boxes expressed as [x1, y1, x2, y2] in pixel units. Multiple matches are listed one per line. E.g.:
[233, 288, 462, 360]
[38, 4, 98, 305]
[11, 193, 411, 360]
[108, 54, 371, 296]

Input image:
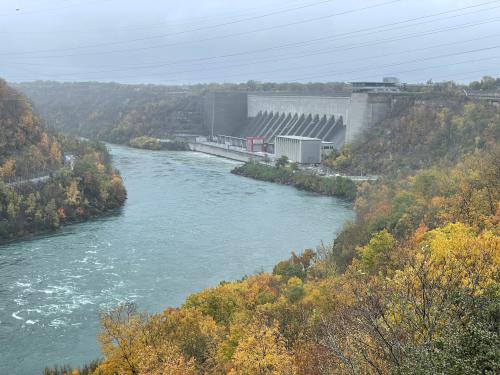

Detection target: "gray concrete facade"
[246, 93, 393, 146]
[203, 92, 248, 137]
[247, 94, 351, 119]
[275, 136, 322, 164]
[189, 141, 267, 163]
[346, 93, 394, 144]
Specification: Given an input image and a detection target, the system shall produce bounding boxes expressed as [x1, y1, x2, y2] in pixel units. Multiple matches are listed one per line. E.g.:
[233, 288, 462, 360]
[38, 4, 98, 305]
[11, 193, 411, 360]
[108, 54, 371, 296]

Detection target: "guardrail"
[2, 168, 55, 187]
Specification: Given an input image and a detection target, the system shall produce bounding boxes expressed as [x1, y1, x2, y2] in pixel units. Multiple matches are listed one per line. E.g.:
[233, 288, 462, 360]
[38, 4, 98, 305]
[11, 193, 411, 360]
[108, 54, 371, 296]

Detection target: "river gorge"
[0, 145, 353, 374]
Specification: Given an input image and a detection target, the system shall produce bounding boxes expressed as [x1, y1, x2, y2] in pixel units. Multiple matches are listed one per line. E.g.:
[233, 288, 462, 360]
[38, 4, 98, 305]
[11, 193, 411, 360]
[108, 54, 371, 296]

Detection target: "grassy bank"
[231, 161, 357, 201]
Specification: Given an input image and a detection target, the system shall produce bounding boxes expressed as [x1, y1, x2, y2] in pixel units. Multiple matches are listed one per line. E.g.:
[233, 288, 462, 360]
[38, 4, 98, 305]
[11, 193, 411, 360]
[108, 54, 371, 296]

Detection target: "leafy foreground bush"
[44, 360, 101, 375]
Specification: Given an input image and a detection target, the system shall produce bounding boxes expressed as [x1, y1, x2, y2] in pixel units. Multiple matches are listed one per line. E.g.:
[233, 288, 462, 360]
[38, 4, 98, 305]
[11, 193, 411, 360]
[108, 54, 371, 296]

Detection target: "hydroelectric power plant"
[194, 80, 404, 162]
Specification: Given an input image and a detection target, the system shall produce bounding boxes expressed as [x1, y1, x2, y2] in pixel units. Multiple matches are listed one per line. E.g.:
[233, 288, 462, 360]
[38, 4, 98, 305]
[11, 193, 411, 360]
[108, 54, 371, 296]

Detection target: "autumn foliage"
[43, 79, 499, 375]
[0, 79, 127, 242]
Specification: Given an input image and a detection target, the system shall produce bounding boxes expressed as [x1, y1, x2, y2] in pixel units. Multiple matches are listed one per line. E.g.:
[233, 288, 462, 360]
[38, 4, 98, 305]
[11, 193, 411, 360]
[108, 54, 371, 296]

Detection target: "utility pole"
[211, 93, 215, 142]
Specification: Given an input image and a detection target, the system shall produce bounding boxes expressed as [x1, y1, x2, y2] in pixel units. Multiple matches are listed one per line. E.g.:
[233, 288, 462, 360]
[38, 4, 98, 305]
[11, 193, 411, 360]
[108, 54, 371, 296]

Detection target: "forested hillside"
[14, 81, 205, 143]
[0, 79, 127, 242]
[325, 82, 499, 177]
[46, 80, 499, 375]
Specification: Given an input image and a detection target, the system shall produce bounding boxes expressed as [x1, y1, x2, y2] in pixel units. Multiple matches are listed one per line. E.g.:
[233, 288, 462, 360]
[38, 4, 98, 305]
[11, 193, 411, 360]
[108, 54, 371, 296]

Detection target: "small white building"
[63, 153, 76, 170]
[275, 135, 322, 164]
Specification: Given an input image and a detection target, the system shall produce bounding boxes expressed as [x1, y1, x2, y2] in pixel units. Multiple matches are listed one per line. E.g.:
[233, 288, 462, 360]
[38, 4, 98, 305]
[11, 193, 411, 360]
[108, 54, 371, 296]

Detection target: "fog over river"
[0, 145, 353, 374]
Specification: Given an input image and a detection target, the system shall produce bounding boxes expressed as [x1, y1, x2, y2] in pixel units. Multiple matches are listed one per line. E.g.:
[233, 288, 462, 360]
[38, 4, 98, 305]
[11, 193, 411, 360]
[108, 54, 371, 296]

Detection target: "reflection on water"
[0, 145, 353, 374]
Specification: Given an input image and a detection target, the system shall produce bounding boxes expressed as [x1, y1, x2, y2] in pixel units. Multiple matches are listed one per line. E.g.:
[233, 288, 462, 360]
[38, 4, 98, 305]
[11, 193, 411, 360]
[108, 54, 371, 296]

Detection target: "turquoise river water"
[0, 145, 353, 374]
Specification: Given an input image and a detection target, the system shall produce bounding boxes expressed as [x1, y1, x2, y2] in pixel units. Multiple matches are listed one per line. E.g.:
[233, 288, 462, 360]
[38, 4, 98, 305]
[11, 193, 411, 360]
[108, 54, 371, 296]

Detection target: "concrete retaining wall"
[203, 92, 248, 136]
[189, 142, 266, 163]
[346, 93, 393, 144]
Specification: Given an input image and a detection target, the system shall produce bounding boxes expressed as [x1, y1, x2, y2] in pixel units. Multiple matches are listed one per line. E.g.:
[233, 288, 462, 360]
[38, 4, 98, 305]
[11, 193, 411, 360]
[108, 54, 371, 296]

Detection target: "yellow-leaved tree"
[136, 342, 197, 375]
[0, 159, 15, 179]
[49, 142, 62, 164]
[229, 321, 298, 375]
[65, 180, 81, 206]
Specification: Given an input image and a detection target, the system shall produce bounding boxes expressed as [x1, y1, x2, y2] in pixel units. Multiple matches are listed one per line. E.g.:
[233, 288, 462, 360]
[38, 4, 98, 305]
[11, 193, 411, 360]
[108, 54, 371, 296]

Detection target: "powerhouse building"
[275, 136, 322, 164]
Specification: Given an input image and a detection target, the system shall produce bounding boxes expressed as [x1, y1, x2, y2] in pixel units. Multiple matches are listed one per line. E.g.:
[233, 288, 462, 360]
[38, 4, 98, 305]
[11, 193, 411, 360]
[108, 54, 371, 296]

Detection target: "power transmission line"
[3, 1, 500, 85]
[232, 47, 500, 83]
[193, 55, 500, 84]
[65, 1, 500, 56]
[8, 14, 500, 81]
[344, 56, 500, 83]
[12, 42, 499, 85]
[6, 19, 497, 76]
[4, 62, 498, 96]
[0, 0, 309, 33]
[0, 0, 332, 34]
[408, 67, 500, 83]
[10, 25, 498, 82]
[0, 0, 113, 17]
[294, 45, 500, 81]
[0, 0, 404, 57]
[5, 0, 497, 63]
[157, 54, 500, 85]
[3, 56, 500, 92]
[182, 34, 500, 82]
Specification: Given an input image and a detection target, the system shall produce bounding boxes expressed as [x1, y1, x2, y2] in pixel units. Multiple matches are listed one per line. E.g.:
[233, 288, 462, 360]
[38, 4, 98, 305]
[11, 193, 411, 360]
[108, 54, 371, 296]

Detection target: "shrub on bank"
[129, 136, 189, 151]
[231, 162, 357, 201]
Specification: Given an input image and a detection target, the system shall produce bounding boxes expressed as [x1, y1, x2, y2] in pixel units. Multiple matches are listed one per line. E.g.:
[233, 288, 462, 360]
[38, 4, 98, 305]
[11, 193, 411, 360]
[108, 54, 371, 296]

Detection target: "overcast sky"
[1, 0, 499, 84]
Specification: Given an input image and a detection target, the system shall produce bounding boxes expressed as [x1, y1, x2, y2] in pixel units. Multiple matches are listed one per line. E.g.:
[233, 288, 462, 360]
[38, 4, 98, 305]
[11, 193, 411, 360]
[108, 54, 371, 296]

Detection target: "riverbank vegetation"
[232, 160, 357, 201]
[50, 79, 499, 375]
[128, 136, 189, 151]
[0, 79, 127, 243]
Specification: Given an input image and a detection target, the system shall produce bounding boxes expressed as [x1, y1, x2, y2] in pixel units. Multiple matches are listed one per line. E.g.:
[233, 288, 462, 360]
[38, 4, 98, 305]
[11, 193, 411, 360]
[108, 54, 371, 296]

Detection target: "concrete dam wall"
[346, 93, 394, 144]
[247, 94, 350, 118]
[245, 94, 351, 146]
[203, 91, 396, 147]
[203, 92, 248, 137]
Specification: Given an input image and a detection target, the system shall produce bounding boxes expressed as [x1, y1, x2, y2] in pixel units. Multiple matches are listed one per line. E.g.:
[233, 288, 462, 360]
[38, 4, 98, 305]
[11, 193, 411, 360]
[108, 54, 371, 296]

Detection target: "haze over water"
[0, 145, 353, 374]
